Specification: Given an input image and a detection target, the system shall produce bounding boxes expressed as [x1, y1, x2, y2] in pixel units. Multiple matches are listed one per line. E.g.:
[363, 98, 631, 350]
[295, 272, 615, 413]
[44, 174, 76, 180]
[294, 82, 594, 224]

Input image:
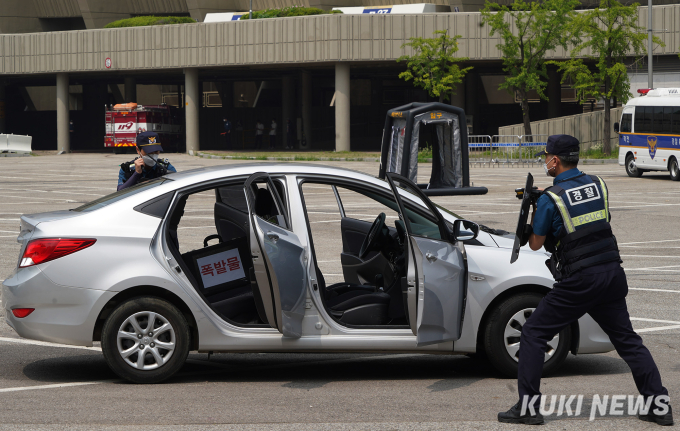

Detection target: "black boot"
[498, 401, 545, 425]
[639, 404, 674, 426]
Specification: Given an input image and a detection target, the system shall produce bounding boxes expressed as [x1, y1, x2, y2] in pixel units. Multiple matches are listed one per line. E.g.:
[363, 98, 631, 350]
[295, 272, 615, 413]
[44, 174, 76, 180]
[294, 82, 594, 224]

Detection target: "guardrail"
[467, 134, 548, 165]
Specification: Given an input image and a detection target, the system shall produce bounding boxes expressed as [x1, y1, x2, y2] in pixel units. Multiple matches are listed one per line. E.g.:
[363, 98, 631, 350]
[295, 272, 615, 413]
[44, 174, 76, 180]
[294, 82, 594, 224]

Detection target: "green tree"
[481, 0, 579, 137]
[397, 30, 472, 103]
[551, 0, 663, 155]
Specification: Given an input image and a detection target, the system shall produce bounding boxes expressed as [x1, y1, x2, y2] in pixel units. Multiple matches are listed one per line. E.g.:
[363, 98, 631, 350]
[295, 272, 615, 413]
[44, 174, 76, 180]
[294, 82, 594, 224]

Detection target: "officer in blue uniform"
[117, 131, 176, 191]
[499, 135, 673, 426]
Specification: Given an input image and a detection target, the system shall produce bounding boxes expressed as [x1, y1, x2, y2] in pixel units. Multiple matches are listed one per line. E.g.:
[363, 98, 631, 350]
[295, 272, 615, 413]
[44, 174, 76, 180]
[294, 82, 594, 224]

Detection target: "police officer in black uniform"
[498, 135, 673, 426]
[117, 131, 176, 191]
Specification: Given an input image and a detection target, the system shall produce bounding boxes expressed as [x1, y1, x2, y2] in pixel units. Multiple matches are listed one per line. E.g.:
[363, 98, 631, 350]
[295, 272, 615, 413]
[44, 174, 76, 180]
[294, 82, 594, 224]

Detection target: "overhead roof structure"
[1, 4, 679, 77]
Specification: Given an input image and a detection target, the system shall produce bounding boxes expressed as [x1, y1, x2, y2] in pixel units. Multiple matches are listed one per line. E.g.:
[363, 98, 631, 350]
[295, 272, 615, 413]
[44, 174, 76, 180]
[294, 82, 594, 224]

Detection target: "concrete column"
[185, 68, 200, 154]
[56, 73, 70, 153]
[124, 77, 137, 103]
[335, 63, 350, 152]
[548, 66, 561, 119]
[0, 81, 5, 134]
[301, 71, 312, 149]
[282, 76, 295, 148]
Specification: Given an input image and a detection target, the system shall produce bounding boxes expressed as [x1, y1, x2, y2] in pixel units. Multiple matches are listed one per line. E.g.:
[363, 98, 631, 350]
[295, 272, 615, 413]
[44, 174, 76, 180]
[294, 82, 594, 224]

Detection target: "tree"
[551, 0, 664, 155]
[481, 0, 580, 137]
[397, 30, 473, 103]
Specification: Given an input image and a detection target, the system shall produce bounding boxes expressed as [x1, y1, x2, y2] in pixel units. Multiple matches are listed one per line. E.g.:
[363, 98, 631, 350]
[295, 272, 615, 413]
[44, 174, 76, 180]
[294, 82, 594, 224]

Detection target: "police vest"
[542, 173, 621, 279]
[120, 157, 170, 183]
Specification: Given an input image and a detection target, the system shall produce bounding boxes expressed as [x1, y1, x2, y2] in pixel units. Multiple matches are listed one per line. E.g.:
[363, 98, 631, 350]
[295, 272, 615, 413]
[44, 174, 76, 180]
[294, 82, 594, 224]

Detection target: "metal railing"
[468, 135, 492, 161]
[518, 134, 549, 163]
[467, 134, 549, 165]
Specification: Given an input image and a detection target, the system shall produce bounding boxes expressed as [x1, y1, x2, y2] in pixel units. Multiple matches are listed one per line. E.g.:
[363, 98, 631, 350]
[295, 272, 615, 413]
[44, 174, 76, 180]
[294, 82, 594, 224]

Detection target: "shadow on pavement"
[19, 350, 631, 387]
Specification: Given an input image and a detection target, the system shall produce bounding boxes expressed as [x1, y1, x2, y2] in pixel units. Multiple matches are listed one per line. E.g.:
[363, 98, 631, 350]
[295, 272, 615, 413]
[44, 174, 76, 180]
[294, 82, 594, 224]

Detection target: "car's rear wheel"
[101, 297, 190, 383]
[626, 154, 643, 177]
[483, 293, 571, 378]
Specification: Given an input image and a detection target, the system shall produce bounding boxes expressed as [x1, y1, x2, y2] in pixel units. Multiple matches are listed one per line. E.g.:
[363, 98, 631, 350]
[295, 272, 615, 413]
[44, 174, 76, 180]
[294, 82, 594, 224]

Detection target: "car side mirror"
[614, 122, 619, 133]
[452, 219, 479, 242]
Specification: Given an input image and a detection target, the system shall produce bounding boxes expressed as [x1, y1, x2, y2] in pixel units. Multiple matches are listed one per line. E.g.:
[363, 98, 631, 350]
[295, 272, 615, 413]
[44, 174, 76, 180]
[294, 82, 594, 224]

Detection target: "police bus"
[616, 88, 680, 181]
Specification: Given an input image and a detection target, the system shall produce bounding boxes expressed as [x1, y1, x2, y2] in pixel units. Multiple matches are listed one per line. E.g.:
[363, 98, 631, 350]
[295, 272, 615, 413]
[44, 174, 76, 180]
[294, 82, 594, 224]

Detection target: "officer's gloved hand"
[520, 224, 533, 247]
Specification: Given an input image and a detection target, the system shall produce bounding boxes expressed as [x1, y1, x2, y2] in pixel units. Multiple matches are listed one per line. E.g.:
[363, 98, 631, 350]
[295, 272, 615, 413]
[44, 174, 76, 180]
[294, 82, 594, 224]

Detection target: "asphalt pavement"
[0, 153, 678, 430]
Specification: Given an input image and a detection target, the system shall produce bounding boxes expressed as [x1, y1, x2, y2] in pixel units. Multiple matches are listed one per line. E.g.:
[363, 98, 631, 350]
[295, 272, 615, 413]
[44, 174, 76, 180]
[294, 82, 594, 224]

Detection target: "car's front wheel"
[483, 293, 571, 378]
[101, 297, 190, 383]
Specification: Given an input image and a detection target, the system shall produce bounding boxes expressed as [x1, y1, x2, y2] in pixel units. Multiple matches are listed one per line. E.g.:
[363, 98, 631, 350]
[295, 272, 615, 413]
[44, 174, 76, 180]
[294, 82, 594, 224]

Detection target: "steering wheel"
[359, 213, 387, 259]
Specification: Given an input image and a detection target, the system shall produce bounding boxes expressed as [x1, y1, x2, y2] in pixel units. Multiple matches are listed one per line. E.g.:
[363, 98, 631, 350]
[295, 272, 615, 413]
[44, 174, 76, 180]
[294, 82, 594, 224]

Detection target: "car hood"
[490, 233, 515, 249]
[489, 232, 550, 258]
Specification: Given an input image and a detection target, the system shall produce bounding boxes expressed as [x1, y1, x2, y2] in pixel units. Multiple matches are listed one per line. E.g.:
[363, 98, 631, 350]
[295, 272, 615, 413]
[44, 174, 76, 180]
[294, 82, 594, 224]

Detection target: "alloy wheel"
[116, 311, 176, 370]
[504, 308, 559, 363]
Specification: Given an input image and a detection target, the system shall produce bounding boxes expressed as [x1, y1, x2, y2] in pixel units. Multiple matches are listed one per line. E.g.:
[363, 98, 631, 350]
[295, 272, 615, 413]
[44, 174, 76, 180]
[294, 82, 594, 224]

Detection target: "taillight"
[12, 308, 34, 318]
[20, 238, 96, 268]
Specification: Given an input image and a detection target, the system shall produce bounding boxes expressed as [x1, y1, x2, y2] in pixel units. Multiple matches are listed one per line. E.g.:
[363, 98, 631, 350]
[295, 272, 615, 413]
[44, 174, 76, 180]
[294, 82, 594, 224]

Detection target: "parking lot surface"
[0, 153, 678, 430]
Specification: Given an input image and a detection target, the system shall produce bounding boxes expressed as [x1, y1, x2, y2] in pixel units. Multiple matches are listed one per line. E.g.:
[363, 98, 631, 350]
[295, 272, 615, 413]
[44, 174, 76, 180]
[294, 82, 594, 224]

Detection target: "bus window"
[662, 107, 673, 134]
[653, 106, 665, 133]
[620, 113, 632, 133]
[674, 108, 680, 134]
[635, 106, 653, 133]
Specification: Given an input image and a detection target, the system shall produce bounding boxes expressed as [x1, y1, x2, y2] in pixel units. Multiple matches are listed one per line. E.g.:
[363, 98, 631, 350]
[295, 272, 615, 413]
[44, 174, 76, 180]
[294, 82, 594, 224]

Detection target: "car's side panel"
[3, 266, 116, 347]
[451, 244, 614, 355]
[34, 209, 162, 291]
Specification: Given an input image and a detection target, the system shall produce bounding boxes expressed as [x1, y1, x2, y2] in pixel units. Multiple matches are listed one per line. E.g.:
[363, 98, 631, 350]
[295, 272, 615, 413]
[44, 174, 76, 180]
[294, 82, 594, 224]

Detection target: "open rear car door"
[385, 173, 470, 346]
[244, 172, 307, 338]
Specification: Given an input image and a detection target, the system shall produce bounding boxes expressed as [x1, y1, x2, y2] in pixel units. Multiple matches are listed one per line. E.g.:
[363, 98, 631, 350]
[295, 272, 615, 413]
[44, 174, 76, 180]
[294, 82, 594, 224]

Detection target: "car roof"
[164, 162, 387, 186]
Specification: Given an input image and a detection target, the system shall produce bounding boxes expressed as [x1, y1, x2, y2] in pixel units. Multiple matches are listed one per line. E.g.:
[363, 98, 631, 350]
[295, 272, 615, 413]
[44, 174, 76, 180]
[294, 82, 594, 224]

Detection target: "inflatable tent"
[378, 102, 487, 196]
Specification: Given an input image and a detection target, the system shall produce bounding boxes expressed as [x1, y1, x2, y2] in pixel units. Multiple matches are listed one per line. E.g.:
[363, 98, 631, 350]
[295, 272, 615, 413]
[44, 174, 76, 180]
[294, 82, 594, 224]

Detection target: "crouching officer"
[117, 131, 176, 191]
[499, 135, 673, 426]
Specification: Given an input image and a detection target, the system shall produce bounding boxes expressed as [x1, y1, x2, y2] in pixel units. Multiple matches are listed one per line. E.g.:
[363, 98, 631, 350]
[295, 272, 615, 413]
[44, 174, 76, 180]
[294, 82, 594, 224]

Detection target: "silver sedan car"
[2, 164, 614, 383]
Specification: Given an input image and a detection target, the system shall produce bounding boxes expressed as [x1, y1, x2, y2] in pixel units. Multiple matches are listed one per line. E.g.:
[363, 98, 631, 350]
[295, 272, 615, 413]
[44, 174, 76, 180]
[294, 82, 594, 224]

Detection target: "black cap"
[535, 134, 580, 158]
[136, 131, 163, 153]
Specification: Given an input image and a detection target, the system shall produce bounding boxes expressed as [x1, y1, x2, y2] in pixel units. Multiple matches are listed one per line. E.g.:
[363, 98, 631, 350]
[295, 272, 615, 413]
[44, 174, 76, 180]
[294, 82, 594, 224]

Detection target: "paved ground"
[0, 153, 678, 429]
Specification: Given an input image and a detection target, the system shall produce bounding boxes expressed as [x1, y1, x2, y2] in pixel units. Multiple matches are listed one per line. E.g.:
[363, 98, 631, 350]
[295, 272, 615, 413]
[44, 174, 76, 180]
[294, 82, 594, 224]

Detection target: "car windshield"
[72, 178, 171, 213]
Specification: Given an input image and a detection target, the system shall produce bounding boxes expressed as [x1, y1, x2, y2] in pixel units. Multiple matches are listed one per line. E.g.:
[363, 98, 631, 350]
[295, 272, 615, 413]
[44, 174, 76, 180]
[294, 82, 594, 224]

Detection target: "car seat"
[316, 268, 390, 325]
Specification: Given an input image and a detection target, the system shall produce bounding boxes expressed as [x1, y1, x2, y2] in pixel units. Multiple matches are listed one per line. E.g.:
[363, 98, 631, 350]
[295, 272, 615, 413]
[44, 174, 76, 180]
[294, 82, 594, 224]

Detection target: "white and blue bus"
[617, 88, 680, 181]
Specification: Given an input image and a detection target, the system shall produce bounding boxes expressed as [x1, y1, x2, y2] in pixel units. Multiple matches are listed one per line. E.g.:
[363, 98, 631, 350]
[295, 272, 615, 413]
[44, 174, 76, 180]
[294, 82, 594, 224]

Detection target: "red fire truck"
[105, 103, 183, 153]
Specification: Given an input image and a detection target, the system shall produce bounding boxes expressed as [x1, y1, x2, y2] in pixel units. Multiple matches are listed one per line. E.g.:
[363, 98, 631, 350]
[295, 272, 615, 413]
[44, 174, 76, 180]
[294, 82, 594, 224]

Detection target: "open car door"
[385, 173, 468, 346]
[244, 172, 307, 338]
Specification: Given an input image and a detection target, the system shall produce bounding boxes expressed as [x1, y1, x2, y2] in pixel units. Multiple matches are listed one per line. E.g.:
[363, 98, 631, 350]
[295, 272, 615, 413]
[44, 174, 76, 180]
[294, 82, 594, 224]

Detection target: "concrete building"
[0, 3, 679, 152]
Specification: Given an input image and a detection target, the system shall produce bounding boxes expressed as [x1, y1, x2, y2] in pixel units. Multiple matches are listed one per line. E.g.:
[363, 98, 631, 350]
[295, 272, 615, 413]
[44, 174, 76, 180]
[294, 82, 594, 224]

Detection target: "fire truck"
[105, 103, 183, 153]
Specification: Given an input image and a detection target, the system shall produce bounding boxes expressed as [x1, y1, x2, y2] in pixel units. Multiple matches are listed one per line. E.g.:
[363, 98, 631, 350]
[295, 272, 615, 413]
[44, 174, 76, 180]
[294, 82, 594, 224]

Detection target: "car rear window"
[72, 178, 171, 213]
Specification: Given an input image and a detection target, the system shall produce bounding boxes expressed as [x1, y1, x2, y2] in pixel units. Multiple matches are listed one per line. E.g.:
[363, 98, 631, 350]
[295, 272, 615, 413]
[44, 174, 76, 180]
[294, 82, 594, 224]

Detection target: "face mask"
[142, 155, 157, 167]
[543, 157, 556, 177]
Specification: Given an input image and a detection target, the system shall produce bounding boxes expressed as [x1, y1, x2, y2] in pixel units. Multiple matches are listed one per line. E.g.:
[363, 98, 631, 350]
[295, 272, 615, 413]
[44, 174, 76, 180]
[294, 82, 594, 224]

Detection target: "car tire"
[101, 296, 190, 384]
[625, 154, 643, 177]
[483, 293, 571, 378]
[669, 158, 680, 181]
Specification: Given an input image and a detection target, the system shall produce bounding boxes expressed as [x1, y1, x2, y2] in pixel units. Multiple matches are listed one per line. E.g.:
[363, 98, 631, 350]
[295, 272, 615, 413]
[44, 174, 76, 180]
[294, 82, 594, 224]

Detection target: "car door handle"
[425, 252, 437, 262]
[266, 232, 279, 242]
